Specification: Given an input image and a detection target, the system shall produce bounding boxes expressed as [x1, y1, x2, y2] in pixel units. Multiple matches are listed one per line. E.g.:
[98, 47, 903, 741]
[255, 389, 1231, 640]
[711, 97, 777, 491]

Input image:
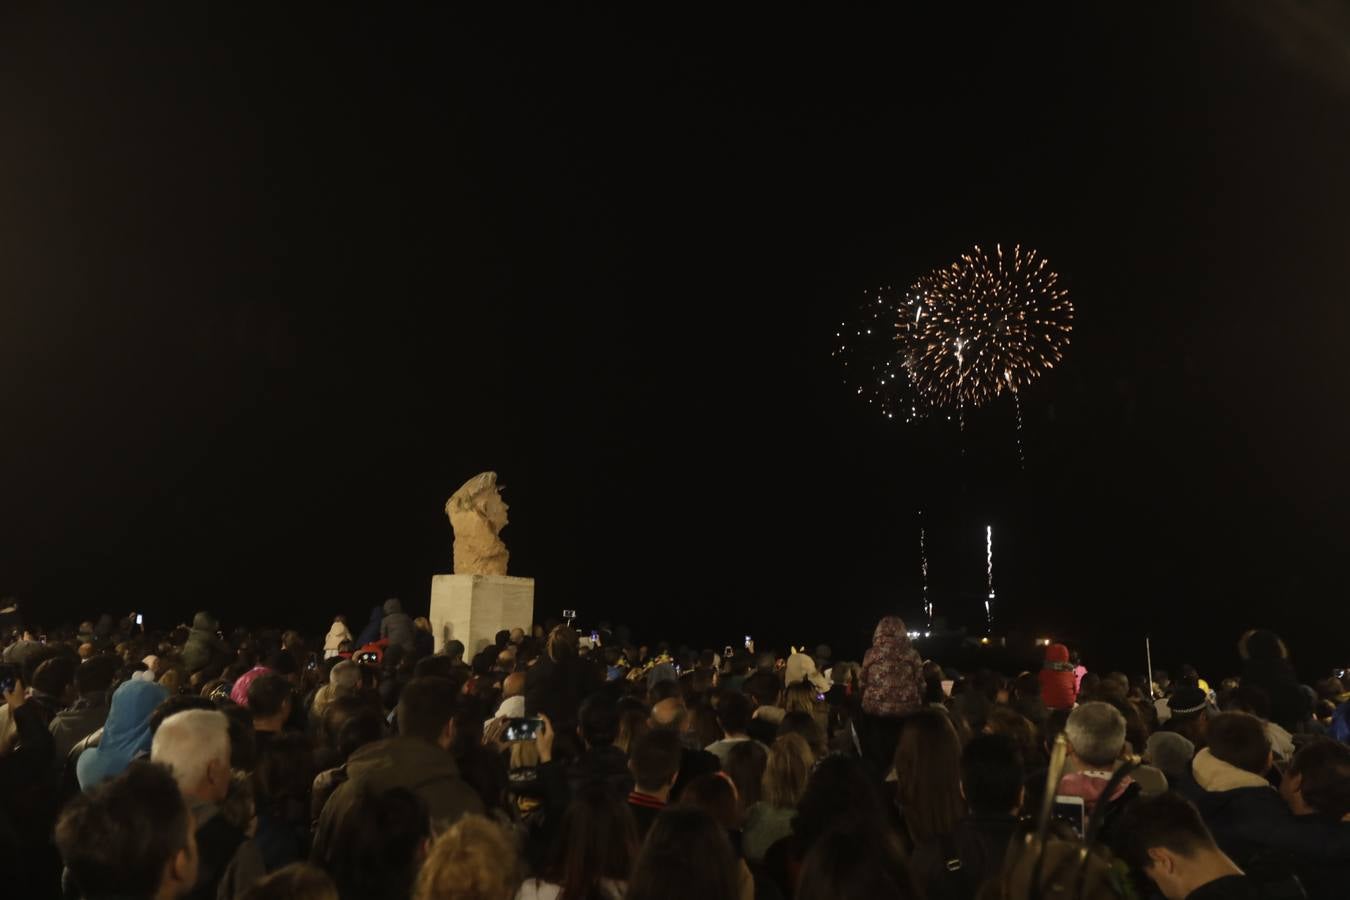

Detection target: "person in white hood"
[323, 615, 352, 659]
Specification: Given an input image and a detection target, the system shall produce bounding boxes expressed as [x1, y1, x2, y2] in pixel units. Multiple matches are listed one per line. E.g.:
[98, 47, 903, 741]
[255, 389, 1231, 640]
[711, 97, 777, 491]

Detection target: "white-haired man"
[152, 709, 265, 900]
[1057, 701, 1138, 818]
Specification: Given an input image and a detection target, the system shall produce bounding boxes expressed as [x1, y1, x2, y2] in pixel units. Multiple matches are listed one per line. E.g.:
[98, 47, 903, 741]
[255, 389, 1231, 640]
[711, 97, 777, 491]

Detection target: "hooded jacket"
[356, 606, 384, 647]
[379, 598, 416, 654]
[1178, 748, 1350, 885]
[861, 616, 925, 717]
[182, 611, 230, 674]
[312, 736, 483, 861]
[1039, 643, 1078, 710]
[75, 679, 168, 791]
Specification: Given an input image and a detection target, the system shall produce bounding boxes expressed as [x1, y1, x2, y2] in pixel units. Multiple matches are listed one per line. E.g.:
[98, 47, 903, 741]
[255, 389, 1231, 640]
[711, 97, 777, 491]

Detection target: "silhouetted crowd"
[2, 606, 1348, 900]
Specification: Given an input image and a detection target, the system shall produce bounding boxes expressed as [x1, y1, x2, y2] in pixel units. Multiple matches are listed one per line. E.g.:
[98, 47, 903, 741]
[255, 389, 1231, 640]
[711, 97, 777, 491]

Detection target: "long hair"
[680, 773, 741, 829]
[792, 754, 896, 851]
[627, 807, 740, 900]
[548, 783, 639, 900]
[893, 709, 965, 843]
[762, 733, 813, 808]
[724, 740, 767, 810]
[415, 814, 519, 900]
[796, 826, 918, 900]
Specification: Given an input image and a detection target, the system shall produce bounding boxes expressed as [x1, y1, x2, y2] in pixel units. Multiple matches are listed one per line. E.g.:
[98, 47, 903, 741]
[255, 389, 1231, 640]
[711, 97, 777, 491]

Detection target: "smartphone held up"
[503, 717, 544, 742]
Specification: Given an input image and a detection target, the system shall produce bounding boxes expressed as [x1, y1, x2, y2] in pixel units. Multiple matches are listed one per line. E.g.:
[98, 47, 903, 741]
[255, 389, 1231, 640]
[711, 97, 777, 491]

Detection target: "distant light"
[980, 637, 991, 646]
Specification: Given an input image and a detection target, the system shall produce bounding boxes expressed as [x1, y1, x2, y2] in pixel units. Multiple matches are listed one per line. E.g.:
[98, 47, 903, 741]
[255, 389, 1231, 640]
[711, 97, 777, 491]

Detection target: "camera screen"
[504, 717, 543, 742]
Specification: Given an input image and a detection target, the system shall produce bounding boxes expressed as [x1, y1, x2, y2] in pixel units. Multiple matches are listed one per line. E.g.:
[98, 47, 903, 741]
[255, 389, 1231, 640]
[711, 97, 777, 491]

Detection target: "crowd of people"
[1, 606, 1348, 900]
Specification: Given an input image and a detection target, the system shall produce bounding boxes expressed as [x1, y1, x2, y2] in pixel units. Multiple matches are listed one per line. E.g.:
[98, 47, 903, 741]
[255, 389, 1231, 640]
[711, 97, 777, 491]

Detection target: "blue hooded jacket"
[76, 678, 168, 791]
[356, 605, 384, 646]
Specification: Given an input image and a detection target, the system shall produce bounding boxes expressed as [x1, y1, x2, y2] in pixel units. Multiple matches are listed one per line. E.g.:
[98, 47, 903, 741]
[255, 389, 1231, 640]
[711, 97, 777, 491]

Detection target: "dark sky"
[3, 5, 1349, 677]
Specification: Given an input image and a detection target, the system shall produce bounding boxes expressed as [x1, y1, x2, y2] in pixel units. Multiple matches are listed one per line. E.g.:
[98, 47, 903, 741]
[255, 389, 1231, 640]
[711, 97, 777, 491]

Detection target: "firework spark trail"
[1012, 389, 1025, 469]
[919, 511, 931, 627]
[832, 285, 927, 422]
[908, 244, 1073, 409]
[985, 524, 995, 631]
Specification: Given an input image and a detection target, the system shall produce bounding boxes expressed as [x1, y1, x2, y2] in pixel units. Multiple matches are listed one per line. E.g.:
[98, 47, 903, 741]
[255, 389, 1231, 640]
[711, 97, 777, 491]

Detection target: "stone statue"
[445, 471, 510, 575]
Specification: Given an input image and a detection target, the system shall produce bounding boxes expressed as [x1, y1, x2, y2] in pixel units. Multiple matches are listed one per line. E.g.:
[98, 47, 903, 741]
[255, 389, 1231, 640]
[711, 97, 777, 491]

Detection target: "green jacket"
[312, 736, 484, 860]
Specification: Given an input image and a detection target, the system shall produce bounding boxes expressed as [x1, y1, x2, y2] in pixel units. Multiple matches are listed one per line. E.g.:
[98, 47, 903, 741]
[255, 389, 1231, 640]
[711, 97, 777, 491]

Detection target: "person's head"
[681, 773, 741, 829]
[762, 732, 813, 808]
[33, 655, 78, 703]
[152, 709, 233, 805]
[649, 697, 688, 733]
[796, 826, 918, 900]
[323, 786, 430, 900]
[629, 728, 683, 796]
[793, 754, 893, 849]
[501, 671, 526, 699]
[579, 694, 620, 748]
[1205, 712, 1271, 775]
[247, 673, 293, 729]
[1064, 702, 1127, 768]
[547, 625, 578, 663]
[648, 678, 682, 705]
[962, 733, 1025, 815]
[893, 709, 965, 842]
[777, 710, 828, 760]
[1111, 793, 1233, 900]
[742, 670, 780, 709]
[241, 863, 338, 900]
[252, 732, 315, 818]
[509, 627, 524, 645]
[149, 694, 216, 736]
[75, 653, 121, 697]
[55, 761, 199, 900]
[1145, 732, 1196, 782]
[327, 659, 361, 693]
[1280, 738, 1350, 818]
[397, 676, 458, 749]
[549, 783, 640, 895]
[983, 705, 1040, 766]
[1014, 671, 1042, 700]
[627, 807, 741, 900]
[440, 638, 465, 665]
[414, 814, 519, 900]
[724, 739, 767, 809]
[714, 690, 752, 738]
[1218, 684, 1272, 721]
[336, 707, 387, 762]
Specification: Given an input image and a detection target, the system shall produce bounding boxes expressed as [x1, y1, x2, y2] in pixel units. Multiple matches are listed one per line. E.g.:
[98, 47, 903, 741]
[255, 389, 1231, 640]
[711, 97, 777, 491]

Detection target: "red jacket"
[1040, 643, 1078, 710]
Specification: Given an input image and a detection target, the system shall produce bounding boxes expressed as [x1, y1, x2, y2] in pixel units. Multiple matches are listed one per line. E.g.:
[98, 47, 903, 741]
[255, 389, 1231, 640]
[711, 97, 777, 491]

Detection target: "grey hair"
[151, 709, 230, 792]
[1064, 701, 1127, 767]
[329, 660, 360, 690]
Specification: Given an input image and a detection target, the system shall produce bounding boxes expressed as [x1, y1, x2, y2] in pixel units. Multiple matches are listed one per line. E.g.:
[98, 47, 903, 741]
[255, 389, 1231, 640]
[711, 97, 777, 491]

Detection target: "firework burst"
[831, 283, 927, 422]
[908, 244, 1072, 408]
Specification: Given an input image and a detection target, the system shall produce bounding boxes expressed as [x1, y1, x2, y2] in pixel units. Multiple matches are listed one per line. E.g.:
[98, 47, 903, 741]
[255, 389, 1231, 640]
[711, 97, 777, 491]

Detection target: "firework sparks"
[908, 244, 1072, 409]
[919, 510, 931, 627]
[985, 524, 996, 630]
[832, 284, 927, 422]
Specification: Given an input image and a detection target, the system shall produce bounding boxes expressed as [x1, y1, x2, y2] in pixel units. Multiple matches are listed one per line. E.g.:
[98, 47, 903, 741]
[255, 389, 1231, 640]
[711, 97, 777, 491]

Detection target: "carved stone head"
[445, 471, 510, 575]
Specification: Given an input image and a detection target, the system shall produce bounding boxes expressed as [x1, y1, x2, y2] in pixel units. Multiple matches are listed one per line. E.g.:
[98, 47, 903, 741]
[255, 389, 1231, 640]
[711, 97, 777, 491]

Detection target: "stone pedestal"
[429, 574, 535, 656]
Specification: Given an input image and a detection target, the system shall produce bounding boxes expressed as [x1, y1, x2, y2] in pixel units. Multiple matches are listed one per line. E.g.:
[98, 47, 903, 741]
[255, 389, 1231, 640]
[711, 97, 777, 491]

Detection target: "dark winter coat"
[911, 813, 1021, 900]
[181, 611, 230, 674]
[378, 598, 415, 654]
[312, 736, 483, 862]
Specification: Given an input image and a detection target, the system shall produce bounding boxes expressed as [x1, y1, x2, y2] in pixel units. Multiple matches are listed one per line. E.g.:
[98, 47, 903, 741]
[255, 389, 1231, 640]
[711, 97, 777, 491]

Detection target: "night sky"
[4, 6, 1349, 678]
